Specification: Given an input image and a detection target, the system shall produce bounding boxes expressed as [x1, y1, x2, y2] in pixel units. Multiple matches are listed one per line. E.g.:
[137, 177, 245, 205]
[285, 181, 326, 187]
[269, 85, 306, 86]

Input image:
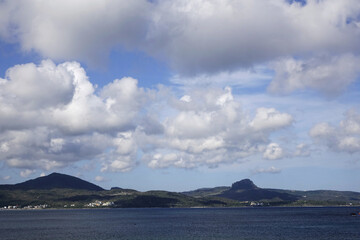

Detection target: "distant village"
[2, 200, 115, 210]
[2, 204, 49, 210]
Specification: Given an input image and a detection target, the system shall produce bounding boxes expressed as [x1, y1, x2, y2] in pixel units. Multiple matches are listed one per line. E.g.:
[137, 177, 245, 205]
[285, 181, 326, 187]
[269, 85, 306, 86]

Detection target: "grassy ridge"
[1, 187, 359, 208]
[1, 174, 360, 208]
[0, 188, 240, 208]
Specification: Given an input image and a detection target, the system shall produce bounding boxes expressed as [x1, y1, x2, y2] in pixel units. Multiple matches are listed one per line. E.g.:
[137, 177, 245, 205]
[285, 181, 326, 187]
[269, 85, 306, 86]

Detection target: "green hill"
[1, 173, 359, 208]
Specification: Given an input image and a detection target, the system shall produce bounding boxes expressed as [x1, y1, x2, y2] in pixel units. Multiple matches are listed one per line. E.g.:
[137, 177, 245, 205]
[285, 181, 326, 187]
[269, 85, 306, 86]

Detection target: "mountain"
[230, 179, 258, 190]
[217, 179, 298, 202]
[0, 172, 104, 191]
[1, 174, 360, 208]
[184, 179, 298, 202]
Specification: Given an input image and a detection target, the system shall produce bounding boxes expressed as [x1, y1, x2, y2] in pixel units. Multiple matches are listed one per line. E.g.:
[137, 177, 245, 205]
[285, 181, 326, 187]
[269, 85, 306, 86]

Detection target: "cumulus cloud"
[0, 60, 146, 134]
[263, 143, 284, 160]
[1, 0, 360, 76]
[0, 60, 147, 172]
[0, 60, 75, 131]
[140, 87, 293, 169]
[0, 60, 299, 172]
[250, 108, 293, 132]
[100, 131, 138, 172]
[310, 109, 360, 153]
[1, 60, 74, 109]
[268, 54, 360, 97]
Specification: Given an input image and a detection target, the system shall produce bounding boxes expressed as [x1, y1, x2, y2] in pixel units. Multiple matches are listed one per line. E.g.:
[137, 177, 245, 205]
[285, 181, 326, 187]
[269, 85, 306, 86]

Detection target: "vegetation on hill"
[0, 173, 359, 208]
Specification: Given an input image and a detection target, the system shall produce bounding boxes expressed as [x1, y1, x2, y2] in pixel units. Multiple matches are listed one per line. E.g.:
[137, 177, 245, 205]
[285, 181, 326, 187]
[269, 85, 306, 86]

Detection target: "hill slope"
[217, 179, 298, 202]
[0, 173, 104, 191]
[184, 179, 298, 202]
[1, 174, 360, 208]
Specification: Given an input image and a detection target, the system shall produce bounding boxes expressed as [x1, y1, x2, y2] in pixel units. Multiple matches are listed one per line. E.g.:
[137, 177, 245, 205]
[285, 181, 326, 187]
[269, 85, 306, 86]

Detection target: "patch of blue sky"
[0, 40, 41, 76]
[286, 0, 307, 6]
[337, 78, 360, 106]
[256, 165, 360, 192]
[0, 163, 21, 185]
[85, 49, 171, 90]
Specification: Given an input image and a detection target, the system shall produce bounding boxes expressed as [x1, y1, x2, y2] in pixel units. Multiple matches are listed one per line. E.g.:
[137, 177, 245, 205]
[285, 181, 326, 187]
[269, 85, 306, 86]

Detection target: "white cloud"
[340, 110, 360, 135]
[1, 60, 74, 109]
[0, 60, 147, 172]
[337, 137, 360, 153]
[2, 175, 11, 180]
[141, 87, 293, 169]
[293, 143, 311, 157]
[0, 0, 152, 66]
[20, 169, 35, 178]
[310, 109, 360, 153]
[309, 122, 335, 140]
[170, 66, 272, 87]
[147, 152, 188, 169]
[53, 74, 145, 135]
[268, 54, 360, 97]
[0, 60, 302, 172]
[0, 142, 9, 152]
[252, 166, 281, 175]
[1, 0, 360, 76]
[263, 143, 284, 160]
[146, 0, 360, 74]
[95, 176, 105, 182]
[100, 132, 138, 172]
[49, 138, 65, 153]
[180, 95, 192, 103]
[250, 108, 293, 131]
[0, 60, 147, 134]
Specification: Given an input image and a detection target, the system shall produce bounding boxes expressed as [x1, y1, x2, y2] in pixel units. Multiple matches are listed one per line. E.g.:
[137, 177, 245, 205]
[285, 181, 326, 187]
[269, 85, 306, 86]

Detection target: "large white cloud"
[1, 60, 74, 109]
[147, 0, 360, 74]
[1, 0, 360, 75]
[0, 60, 146, 134]
[0, 60, 302, 173]
[0, 60, 75, 131]
[0, 60, 147, 172]
[0, 0, 152, 66]
[1, 0, 360, 99]
[140, 87, 294, 169]
[310, 109, 360, 153]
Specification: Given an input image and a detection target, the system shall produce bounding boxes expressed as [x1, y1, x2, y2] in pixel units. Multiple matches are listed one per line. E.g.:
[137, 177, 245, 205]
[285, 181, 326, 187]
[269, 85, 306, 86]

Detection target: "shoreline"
[1, 205, 359, 211]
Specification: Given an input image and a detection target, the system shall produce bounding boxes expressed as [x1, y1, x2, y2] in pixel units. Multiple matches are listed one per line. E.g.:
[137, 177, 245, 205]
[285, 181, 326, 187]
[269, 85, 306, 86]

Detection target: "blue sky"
[0, 0, 360, 192]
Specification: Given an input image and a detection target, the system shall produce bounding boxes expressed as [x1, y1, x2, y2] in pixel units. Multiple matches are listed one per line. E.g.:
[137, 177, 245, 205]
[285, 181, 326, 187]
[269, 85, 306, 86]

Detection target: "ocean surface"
[0, 207, 359, 240]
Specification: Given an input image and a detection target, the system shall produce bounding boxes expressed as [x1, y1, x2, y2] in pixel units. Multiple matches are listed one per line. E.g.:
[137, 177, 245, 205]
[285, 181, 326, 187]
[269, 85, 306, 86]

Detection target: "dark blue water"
[0, 207, 359, 240]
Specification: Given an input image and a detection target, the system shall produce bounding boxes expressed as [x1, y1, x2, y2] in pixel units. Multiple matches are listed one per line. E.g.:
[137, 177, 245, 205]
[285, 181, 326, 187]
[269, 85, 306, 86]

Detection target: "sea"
[0, 207, 359, 240]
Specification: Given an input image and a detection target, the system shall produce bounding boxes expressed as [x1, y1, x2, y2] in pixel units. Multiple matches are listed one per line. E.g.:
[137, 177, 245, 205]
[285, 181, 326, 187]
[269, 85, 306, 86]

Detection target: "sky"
[0, 0, 360, 192]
